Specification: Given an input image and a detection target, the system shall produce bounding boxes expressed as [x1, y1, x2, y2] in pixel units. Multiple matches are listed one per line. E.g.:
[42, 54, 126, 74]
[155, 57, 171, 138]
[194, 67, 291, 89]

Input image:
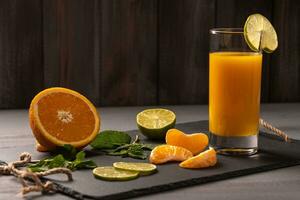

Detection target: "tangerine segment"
[166, 129, 208, 155]
[179, 148, 217, 169]
[149, 145, 193, 165]
[29, 87, 100, 150]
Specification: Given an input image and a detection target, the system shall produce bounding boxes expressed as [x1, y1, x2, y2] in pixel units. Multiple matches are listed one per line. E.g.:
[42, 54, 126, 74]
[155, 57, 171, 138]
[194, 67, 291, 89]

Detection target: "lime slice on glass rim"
[113, 162, 157, 176]
[244, 13, 278, 53]
[93, 166, 139, 181]
[136, 108, 176, 140]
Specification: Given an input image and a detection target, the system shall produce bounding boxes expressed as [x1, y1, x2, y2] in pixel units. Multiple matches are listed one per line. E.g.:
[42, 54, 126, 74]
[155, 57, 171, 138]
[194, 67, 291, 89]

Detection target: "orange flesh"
[37, 92, 96, 142]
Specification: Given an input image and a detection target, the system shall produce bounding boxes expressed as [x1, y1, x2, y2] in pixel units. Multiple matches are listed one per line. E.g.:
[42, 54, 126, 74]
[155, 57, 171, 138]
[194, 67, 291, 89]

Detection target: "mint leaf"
[91, 132, 155, 160]
[128, 151, 147, 160]
[75, 151, 85, 161]
[72, 151, 97, 170]
[27, 151, 97, 172]
[107, 149, 128, 156]
[90, 130, 131, 149]
[55, 144, 78, 160]
[28, 155, 67, 172]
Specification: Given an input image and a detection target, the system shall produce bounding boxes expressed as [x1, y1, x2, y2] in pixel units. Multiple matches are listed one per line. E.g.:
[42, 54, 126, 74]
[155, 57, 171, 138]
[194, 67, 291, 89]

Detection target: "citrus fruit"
[35, 141, 49, 152]
[166, 129, 208, 155]
[179, 148, 217, 169]
[244, 13, 278, 53]
[93, 166, 139, 181]
[29, 87, 100, 151]
[136, 108, 176, 140]
[149, 144, 193, 164]
[113, 162, 157, 175]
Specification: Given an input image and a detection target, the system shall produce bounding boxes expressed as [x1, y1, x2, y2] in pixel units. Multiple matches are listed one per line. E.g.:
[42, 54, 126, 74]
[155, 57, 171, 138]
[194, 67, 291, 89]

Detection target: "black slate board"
[2, 120, 300, 200]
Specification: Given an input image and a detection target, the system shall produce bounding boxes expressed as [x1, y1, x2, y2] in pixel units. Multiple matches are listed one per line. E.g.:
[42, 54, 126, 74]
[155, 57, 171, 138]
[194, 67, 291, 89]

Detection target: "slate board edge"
[50, 160, 300, 200]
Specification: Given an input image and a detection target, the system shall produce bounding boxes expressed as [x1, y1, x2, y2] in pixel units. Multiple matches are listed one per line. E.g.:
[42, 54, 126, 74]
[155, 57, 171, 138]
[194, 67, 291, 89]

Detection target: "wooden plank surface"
[159, 0, 215, 105]
[43, 0, 100, 104]
[0, 0, 43, 108]
[270, 0, 300, 102]
[0, 0, 299, 107]
[215, 0, 273, 102]
[99, 0, 157, 106]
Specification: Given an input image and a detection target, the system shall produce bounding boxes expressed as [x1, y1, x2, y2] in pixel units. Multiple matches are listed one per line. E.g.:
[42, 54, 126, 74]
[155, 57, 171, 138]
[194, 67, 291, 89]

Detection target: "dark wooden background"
[0, 0, 299, 108]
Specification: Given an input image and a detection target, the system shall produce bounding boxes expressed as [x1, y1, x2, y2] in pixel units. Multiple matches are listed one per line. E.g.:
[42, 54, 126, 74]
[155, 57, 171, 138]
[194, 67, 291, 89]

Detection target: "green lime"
[93, 166, 139, 181]
[244, 13, 278, 53]
[113, 162, 157, 176]
[136, 108, 176, 140]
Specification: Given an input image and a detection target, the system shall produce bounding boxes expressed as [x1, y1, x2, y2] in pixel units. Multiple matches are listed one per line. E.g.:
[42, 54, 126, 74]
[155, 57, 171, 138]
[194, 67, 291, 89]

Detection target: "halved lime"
[136, 108, 176, 140]
[244, 13, 278, 53]
[93, 166, 139, 181]
[113, 162, 157, 176]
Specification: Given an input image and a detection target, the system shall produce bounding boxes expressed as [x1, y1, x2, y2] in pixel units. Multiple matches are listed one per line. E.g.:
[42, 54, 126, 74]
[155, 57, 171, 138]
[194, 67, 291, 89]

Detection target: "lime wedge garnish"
[113, 162, 157, 176]
[93, 166, 139, 181]
[136, 108, 176, 140]
[244, 13, 278, 53]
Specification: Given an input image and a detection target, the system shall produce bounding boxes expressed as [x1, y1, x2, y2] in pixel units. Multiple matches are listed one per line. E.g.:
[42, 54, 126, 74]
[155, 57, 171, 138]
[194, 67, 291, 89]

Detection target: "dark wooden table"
[1, 103, 300, 200]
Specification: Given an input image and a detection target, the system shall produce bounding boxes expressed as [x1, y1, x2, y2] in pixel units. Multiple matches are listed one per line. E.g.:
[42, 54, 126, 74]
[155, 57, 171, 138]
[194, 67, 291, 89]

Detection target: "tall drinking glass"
[209, 28, 262, 156]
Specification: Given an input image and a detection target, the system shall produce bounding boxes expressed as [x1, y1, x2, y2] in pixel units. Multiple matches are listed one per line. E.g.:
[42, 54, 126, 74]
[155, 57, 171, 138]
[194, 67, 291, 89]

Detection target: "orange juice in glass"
[209, 28, 262, 156]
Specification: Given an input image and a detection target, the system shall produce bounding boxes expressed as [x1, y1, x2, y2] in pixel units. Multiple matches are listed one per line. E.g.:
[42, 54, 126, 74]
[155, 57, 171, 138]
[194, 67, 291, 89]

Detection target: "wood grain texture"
[43, 0, 100, 104]
[216, 0, 273, 102]
[99, 0, 157, 106]
[0, 0, 299, 107]
[159, 0, 215, 105]
[270, 0, 300, 102]
[0, 0, 43, 108]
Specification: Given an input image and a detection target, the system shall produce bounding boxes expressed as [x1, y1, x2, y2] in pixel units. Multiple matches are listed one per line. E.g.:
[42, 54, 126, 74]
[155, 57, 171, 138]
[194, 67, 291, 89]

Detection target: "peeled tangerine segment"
[149, 144, 193, 164]
[166, 129, 209, 155]
[179, 148, 217, 169]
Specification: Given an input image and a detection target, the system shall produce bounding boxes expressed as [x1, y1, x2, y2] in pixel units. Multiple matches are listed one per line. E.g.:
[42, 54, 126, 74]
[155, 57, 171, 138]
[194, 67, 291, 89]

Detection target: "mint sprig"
[28, 148, 97, 172]
[90, 130, 131, 149]
[90, 131, 155, 160]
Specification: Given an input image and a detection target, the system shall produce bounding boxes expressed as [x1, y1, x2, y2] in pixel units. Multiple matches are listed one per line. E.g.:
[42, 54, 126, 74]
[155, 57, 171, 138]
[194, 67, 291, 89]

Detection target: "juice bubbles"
[209, 52, 262, 137]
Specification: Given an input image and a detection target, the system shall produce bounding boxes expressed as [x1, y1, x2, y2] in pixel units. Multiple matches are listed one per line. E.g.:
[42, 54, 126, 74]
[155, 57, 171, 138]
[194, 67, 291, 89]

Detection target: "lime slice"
[136, 108, 176, 140]
[113, 162, 157, 176]
[244, 13, 278, 53]
[93, 166, 139, 181]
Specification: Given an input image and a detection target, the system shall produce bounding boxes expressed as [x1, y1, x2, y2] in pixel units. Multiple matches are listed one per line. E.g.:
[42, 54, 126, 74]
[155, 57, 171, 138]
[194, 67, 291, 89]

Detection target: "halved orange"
[179, 148, 217, 169]
[149, 144, 193, 164]
[29, 87, 100, 151]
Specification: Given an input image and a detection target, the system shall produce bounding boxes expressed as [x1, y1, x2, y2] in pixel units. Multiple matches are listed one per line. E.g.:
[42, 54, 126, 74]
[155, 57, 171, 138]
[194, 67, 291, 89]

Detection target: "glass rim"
[210, 28, 244, 34]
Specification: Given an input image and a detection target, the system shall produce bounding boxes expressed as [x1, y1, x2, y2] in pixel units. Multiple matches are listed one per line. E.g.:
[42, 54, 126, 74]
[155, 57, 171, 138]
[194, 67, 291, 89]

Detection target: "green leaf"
[75, 151, 86, 162]
[128, 144, 144, 155]
[28, 155, 67, 172]
[128, 152, 147, 160]
[108, 149, 128, 156]
[90, 131, 154, 160]
[49, 155, 67, 168]
[27, 151, 97, 172]
[141, 144, 155, 150]
[90, 130, 131, 149]
[74, 160, 97, 169]
[54, 144, 78, 160]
